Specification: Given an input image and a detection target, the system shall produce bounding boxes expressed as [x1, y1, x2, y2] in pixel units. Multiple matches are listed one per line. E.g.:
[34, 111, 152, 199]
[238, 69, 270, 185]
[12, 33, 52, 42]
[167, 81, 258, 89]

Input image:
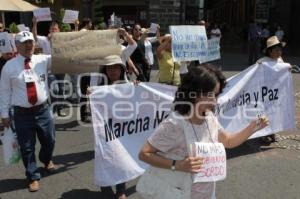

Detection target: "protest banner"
[191, 143, 226, 182]
[51, 29, 122, 74]
[33, 8, 52, 22]
[90, 82, 176, 186]
[199, 37, 221, 64]
[216, 62, 295, 138]
[170, 25, 207, 62]
[0, 32, 15, 53]
[63, 10, 79, 24]
[90, 63, 295, 186]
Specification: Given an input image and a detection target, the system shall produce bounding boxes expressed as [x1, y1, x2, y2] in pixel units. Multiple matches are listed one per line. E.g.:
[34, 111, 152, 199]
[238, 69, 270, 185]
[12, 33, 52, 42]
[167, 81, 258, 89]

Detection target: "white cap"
[15, 31, 34, 43]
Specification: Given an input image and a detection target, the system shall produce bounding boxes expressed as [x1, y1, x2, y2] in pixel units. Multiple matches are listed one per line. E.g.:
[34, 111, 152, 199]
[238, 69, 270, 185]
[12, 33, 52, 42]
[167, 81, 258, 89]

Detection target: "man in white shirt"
[0, 31, 56, 192]
[32, 17, 67, 117]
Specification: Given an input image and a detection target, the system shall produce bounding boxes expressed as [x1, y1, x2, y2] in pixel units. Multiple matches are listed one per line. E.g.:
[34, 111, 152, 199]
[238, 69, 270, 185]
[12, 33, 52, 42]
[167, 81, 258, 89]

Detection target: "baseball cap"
[15, 31, 34, 43]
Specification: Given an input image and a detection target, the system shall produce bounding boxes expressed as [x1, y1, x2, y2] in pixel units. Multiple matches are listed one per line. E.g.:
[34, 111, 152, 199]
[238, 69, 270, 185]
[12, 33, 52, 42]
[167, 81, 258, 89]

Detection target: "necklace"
[189, 118, 215, 143]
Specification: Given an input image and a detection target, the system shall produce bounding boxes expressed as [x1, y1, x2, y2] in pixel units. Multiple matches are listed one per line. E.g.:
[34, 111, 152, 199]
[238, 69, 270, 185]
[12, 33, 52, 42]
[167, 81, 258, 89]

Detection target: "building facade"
[205, 0, 300, 48]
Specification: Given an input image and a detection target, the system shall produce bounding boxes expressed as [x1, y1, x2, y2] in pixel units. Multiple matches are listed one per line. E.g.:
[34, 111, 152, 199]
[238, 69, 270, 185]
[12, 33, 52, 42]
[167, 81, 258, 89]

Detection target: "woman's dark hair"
[174, 66, 217, 115]
[80, 18, 92, 30]
[200, 63, 227, 94]
[99, 65, 126, 85]
[265, 43, 283, 56]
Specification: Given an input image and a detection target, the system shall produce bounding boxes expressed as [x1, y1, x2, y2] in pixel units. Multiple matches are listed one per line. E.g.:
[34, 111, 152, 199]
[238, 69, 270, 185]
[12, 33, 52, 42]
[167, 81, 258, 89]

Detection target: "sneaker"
[28, 180, 39, 192]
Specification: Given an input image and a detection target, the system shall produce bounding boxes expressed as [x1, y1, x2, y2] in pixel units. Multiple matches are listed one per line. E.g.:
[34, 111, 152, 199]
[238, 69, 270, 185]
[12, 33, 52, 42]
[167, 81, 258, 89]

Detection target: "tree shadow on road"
[55, 120, 81, 131]
[0, 178, 27, 193]
[48, 150, 94, 175]
[59, 189, 100, 199]
[60, 186, 136, 199]
[227, 138, 274, 159]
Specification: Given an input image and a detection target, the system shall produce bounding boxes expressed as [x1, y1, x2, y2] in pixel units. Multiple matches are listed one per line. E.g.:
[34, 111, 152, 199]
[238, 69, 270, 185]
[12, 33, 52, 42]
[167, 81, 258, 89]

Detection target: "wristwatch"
[171, 160, 176, 171]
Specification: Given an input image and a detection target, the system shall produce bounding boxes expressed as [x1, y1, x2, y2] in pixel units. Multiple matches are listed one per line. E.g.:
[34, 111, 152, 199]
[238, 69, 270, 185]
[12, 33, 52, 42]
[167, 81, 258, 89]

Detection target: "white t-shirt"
[210, 28, 221, 38]
[178, 61, 189, 74]
[148, 111, 222, 199]
[37, 35, 51, 55]
[144, 40, 154, 65]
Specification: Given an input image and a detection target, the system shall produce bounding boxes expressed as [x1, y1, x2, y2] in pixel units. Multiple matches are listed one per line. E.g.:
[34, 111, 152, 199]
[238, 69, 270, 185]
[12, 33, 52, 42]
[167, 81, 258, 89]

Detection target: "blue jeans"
[13, 105, 55, 181]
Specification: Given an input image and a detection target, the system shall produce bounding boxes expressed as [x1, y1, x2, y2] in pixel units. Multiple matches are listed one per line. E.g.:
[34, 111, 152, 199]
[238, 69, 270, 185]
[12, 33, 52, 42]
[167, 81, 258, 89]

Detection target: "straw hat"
[102, 55, 125, 68]
[266, 36, 286, 49]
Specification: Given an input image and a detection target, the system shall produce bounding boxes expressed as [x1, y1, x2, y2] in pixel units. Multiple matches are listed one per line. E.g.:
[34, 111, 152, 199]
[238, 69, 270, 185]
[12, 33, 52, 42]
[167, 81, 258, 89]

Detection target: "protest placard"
[170, 25, 207, 62]
[0, 32, 15, 53]
[191, 143, 226, 182]
[199, 37, 221, 63]
[33, 8, 52, 22]
[149, 23, 159, 34]
[51, 29, 122, 74]
[63, 10, 79, 24]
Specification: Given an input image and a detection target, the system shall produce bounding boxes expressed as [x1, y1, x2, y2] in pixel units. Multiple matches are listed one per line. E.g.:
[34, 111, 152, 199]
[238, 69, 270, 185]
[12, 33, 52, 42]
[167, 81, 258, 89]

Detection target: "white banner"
[90, 63, 295, 186]
[191, 143, 226, 182]
[33, 8, 52, 22]
[216, 62, 295, 138]
[90, 83, 176, 186]
[170, 25, 207, 62]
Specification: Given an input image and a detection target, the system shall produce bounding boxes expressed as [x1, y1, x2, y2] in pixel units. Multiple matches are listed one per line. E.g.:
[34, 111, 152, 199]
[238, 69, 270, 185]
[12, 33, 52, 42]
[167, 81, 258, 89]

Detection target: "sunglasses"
[0, 27, 3, 29]
[134, 28, 141, 31]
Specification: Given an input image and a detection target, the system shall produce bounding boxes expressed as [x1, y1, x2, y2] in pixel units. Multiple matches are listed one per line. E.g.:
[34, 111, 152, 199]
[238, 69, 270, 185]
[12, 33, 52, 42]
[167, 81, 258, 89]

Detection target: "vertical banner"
[170, 25, 207, 62]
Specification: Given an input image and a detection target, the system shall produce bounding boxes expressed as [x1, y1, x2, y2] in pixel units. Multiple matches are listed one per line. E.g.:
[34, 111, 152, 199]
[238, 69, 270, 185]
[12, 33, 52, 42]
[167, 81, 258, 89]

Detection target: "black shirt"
[0, 57, 8, 77]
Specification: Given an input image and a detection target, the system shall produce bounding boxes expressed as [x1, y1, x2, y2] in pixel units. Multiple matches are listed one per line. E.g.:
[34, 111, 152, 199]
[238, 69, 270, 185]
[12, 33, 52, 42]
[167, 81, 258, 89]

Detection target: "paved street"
[1, 51, 300, 199]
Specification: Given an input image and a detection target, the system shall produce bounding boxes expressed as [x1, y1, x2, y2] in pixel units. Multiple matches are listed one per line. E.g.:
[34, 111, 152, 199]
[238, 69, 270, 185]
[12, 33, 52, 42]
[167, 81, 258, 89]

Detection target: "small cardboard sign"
[63, 10, 79, 24]
[33, 8, 52, 22]
[191, 142, 226, 182]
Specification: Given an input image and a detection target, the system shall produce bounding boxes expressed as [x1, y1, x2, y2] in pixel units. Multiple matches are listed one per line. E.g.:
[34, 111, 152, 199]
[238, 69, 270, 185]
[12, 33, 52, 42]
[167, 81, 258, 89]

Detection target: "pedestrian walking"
[0, 31, 56, 192]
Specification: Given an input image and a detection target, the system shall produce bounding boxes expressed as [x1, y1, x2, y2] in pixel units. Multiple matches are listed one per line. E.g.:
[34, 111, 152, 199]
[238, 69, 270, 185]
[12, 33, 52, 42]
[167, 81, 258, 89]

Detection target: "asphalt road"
[1, 52, 300, 199]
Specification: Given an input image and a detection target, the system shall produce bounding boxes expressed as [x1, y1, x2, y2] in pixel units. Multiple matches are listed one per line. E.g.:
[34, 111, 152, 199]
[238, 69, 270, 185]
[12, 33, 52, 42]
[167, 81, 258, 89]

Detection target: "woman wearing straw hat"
[256, 35, 286, 143]
[257, 35, 286, 64]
